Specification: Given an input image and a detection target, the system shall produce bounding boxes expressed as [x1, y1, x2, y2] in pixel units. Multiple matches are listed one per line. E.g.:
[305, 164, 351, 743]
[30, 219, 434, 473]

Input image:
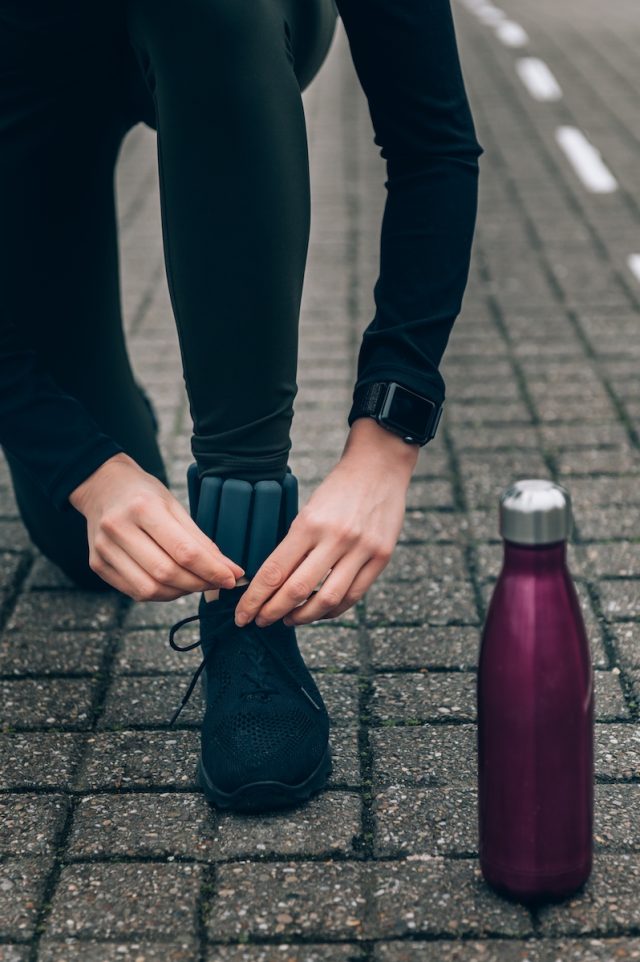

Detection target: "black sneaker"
[167, 584, 332, 813]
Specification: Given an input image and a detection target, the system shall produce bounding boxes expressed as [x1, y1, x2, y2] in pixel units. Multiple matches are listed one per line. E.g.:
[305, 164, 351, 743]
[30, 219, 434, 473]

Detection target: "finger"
[279, 547, 373, 626]
[168, 499, 245, 579]
[234, 520, 315, 625]
[253, 542, 345, 627]
[105, 523, 222, 594]
[318, 555, 388, 621]
[136, 501, 238, 588]
[94, 539, 184, 601]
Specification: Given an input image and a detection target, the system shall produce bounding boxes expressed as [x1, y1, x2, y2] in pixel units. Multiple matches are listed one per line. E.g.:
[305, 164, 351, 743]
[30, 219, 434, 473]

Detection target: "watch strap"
[349, 380, 444, 444]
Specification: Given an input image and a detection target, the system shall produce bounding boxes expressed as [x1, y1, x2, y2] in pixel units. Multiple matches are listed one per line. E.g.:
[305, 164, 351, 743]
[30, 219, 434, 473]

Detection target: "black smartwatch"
[347, 380, 444, 446]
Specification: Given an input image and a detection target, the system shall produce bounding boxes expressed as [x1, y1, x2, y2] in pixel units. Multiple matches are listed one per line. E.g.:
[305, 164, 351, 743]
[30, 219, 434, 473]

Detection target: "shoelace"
[239, 639, 277, 701]
[167, 608, 323, 726]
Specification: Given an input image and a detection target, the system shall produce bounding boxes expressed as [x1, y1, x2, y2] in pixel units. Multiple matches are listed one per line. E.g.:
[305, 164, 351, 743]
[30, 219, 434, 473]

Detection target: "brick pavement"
[1, 1, 640, 958]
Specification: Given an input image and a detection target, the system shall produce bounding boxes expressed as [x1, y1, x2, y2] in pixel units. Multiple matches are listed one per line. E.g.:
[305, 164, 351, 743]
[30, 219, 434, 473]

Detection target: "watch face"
[380, 383, 436, 440]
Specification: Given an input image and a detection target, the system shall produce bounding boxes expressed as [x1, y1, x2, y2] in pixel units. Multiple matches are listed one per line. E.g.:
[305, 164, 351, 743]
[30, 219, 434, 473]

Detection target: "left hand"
[233, 419, 419, 627]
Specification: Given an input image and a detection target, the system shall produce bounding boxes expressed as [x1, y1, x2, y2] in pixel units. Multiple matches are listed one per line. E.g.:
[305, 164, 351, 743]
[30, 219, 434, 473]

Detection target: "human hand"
[234, 418, 419, 628]
[69, 452, 245, 601]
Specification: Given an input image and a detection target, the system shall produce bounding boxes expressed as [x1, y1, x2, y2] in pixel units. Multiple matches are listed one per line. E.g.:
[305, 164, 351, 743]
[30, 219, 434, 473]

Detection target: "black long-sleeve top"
[0, 0, 483, 514]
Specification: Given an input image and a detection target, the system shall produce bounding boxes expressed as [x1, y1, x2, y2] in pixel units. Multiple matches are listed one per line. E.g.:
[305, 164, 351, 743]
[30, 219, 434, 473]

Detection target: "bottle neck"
[502, 538, 567, 572]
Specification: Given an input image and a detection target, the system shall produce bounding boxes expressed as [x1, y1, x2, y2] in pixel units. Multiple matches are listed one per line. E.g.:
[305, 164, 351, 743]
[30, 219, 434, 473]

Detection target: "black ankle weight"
[186, 462, 298, 580]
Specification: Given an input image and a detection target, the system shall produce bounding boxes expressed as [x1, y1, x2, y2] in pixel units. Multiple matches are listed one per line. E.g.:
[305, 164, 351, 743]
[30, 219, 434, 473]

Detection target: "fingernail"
[235, 613, 249, 627]
[255, 616, 267, 627]
[283, 617, 293, 627]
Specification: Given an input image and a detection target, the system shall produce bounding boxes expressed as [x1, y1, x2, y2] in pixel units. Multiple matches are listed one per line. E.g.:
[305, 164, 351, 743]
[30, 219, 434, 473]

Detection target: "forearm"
[337, 0, 484, 412]
[0, 330, 125, 513]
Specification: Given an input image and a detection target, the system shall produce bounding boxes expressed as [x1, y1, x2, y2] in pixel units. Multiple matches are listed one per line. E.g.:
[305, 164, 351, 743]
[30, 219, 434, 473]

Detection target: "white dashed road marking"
[495, 21, 529, 46]
[516, 57, 562, 101]
[628, 254, 640, 284]
[555, 126, 618, 193]
[475, 4, 506, 26]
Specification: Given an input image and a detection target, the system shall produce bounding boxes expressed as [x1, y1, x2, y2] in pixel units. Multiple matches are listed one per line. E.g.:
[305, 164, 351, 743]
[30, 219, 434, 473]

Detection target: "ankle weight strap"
[186, 462, 298, 580]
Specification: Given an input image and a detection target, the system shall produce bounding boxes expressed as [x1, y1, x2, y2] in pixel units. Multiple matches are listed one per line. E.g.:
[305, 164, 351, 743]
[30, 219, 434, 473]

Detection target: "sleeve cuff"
[49, 437, 126, 514]
[347, 369, 445, 428]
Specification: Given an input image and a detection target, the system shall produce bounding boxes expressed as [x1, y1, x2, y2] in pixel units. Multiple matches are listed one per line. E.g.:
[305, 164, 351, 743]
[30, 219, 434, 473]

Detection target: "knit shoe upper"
[168, 584, 331, 805]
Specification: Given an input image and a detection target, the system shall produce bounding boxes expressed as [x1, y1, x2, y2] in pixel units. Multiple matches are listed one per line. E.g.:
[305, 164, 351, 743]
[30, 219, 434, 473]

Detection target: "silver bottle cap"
[499, 479, 573, 545]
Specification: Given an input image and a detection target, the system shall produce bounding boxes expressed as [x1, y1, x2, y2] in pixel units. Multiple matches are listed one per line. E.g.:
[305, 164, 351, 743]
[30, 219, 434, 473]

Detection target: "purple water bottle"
[477, 479, 594, 901]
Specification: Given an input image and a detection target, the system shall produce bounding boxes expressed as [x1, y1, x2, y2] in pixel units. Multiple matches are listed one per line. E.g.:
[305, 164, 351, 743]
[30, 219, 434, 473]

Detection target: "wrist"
[342, 416, 421, 474]
[68, 452, 135, 514]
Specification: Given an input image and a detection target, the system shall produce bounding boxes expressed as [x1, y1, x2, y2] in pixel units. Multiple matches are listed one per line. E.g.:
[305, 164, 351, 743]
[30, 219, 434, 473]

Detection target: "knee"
[127, 0, 277, 64]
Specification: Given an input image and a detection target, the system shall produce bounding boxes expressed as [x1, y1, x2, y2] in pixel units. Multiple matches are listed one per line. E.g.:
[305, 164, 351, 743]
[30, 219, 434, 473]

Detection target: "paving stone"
[315, 673, 360, 727]
[0, 794, 69, 856]
[611, 622, 640, 667]
[328, 726, 360, 786]
[540, 422, 629, 450]
[0, 520, 33, 552]
[212, 791, 361, 858]
[412, 449, 450, 479]
[371, 671, 625, 723]
[594, 784, 640, 851]
[6, 591, 120, 632]
[371, 725, 476, 786]
[567, 476, 640, 507]
[579, 508, 640, 543]
[297, 624, 359, 670]
[371, 672, 476, 723]
[38, 942, 198, 962]
[206, 861, 366, 941]
[446, 399, 532, 425]
[364, 581, 479, 627]
[0, 678, 95, 730]
[368, 859, 532, 938]
[595, 724, 640, 779]
[122, 594, 203, 630]
[46, 863, 203, 940]
[66, 792, 217, 859]
[373, 785, 478, 856]
[405, 480, 455, 510]
[537, 853, 640, 935]
[373, 940, 640, 962]
[98, 674, 204, 728]
[115, 628, 200, 674]
[400, 511, 471, 545]
[0, 733, 86, 789]
[0, 946, 29, 962]
[0, 553, 25, 590]
[458, 453, 551, 511]
[0, 857, 52, 939]
[592, 672, 629, 721]
[467, 511, 503, 544]
[75, 730, 200, 790]
[206, 946, 361, 962]
[454, 425, 541, 452]
[556, 448, 640, 476]
[378, 544, 468, 583]
[22, 554, 77, 590]
[0, 629, 109, 676]
[583, 543, 640, 578]
[598, 579, 640, 620]
[369, 625, 481, 670]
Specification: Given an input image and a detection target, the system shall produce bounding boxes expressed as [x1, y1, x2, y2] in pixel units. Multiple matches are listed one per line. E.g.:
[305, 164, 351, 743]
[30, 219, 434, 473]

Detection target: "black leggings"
[0, 0, 337, 589]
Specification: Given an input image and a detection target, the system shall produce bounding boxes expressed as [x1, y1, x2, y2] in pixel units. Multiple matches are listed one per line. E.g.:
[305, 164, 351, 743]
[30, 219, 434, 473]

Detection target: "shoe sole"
[196, 742, 333, 813]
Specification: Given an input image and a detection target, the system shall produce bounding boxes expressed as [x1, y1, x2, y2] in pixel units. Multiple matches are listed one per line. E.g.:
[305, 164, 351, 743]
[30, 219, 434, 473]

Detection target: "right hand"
[69, 452, 245, 601]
